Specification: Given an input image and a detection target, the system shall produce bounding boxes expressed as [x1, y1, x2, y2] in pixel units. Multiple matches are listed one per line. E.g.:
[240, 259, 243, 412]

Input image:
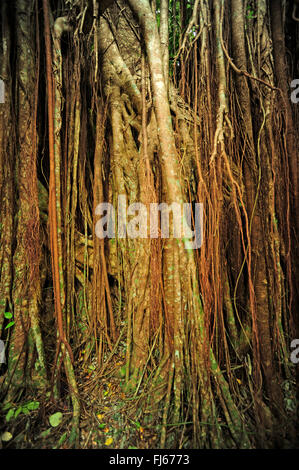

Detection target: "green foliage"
[3, 311, 15, 329]
[5, 408, 15, 422]
[57, 431, 68, 447]
[1, 431, 13, 442]
[39, 428, 52, 438]
[134, 420, 141, 430]
[3, 401, 40, 422]
[167, 1, 200, 75]
[49, 412, 63, 427]
[246, 3, 255, 19]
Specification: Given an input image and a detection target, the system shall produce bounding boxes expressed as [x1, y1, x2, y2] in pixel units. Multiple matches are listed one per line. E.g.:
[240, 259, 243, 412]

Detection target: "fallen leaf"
[1, 431, 13, 442]
[49, 412, 63, 427]
[105, 437, 113, 446]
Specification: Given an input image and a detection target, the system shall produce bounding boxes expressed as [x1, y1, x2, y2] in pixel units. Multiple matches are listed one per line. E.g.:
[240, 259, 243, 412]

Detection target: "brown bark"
[42, 0, 73, 362]
[231, 0, 283, 423]
[99, 0, 115, 14]
[160, 0, 169, 91]
[270, 0, 299, 356]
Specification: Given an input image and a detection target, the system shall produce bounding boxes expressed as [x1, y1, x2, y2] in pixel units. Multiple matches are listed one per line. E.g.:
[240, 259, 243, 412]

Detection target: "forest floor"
[0, 346, 165, 449]
[0, 319, 297, 449]
[1, 362, 297, 449]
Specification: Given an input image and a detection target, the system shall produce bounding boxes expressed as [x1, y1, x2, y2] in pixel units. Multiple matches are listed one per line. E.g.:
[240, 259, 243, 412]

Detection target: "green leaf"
[57, 431, 67, 447]
[2, 402, 12, 412]
[5, 321, 15, 329]
[49, 412, 63, 427]
[1, 431, 13, 442]
[14, 407, 23, 419]
[40, 428, 52, 438]
[4, 312, 12, 319]
[26, 401, 40, 411]
[5, 408, 15, 422]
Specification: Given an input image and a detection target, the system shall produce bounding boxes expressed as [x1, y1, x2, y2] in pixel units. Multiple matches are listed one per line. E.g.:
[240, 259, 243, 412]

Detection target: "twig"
[220, 32, 280, 92]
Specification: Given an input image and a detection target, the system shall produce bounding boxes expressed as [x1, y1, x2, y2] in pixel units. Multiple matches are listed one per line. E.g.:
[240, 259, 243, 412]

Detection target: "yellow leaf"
[105, 437, 113, 446]
[139, 427, 144, 433]
[97, 414, 104, 421]
[236, 378, 242, 385]
[1, 431, 13, 442]
[104, 426, 109, 433]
